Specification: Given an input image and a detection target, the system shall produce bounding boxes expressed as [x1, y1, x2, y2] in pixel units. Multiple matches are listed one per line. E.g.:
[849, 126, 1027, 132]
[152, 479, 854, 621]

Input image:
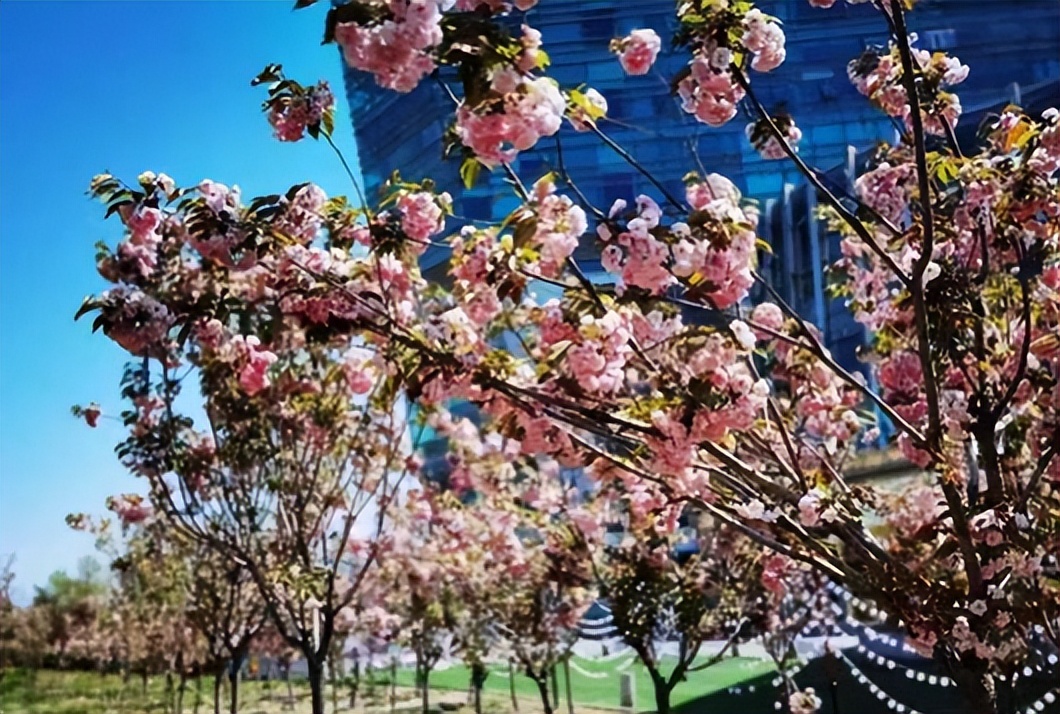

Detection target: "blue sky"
[0, 1, 362, 604]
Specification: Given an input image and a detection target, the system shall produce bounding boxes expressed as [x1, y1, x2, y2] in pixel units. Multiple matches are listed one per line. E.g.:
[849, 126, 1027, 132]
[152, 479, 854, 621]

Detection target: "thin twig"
[890, 1, 942, 447]
[589, 124, 687, 212]
[732, 67, 912, 288]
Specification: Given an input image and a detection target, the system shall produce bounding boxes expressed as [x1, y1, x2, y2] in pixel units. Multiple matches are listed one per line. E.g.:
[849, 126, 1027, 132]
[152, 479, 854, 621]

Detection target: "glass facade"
[342, 0, 1059, 252]
[340, 0, 1059, 462]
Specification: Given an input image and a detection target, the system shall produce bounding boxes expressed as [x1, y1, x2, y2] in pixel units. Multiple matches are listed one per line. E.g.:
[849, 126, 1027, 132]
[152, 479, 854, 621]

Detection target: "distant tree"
[0, 555, 16, 677]
[30, 557, 108, 669]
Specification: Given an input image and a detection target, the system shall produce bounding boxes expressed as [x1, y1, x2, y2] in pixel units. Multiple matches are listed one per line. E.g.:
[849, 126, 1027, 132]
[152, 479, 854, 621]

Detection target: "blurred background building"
[341, 0, 1059, 369]
[340, 0, 1059, 471]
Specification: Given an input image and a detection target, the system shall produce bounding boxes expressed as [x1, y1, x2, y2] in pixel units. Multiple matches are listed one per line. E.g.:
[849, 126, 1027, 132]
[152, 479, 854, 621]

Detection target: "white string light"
[1022, 686, 1059, 714]
[838, 650, 924, 714]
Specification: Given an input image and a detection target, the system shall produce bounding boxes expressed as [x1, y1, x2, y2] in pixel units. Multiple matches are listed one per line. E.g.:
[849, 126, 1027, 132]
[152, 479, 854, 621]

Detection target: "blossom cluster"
[334, 0, 448, 93]
[598, 175, 757, 307]
[267, 81, 334, 142]
[455, 68, 565, 166]
[672, 4, 786, 126]
[611, 28, 661, 76]
[677, 54, 746, 127]
[848, 39, 969, 134]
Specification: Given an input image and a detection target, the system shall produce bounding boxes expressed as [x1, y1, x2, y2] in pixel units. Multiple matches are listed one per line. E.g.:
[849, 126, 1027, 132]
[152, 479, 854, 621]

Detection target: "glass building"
[340, 0, 1059, 463]
[342, 0, 1060, 276]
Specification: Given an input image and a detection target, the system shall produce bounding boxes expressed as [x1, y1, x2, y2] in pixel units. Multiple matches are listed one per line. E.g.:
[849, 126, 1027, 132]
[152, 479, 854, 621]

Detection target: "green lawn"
[0, 655, 774, 714]
[389, 654, 775, 711]
[0, 667, 283, 714]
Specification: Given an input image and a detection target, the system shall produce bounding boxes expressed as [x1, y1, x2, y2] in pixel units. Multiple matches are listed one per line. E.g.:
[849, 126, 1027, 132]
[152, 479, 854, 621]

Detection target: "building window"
[601, 172, 634, 202]
[921, 29, 957, 50]
[461, 195, 492, 219]
[579, 13, 614, 40]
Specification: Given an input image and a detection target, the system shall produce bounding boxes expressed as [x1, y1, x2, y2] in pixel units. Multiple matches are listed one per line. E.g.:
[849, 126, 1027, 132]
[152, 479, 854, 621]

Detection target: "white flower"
[730, 320, 758, 351]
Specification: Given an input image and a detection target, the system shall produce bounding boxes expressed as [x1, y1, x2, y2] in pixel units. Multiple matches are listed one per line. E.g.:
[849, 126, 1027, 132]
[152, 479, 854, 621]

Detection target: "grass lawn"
[0, 667, 285, 714]
[389, 654, 775, 711]
[0, 655, 774, 714]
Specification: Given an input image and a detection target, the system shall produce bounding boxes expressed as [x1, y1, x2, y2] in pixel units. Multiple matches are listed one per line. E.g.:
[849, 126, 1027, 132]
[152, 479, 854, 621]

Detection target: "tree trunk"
[308, 658, 327, 714]
[194, 675, 203, 714]
[176, 672, 187, 714]
[285, 664, 294, 708]
[165, 670, 174, 713]
[648, 670, 670, 714]
[390, 659, 397, 714]
[142, 670, 150, 697]
[348, 657, 360, 710]
[957, 674, 1005, 714]
[229, 667, 240, 714]
[949, 658, 1006, 714]
[422, 667, 431, 714]
[470, 663, 488, 714]
[213, 668, 224, 714]
[562, 658, 574, 714]
[551, 665, 559, 710]
[532, 674, 554, 714]
[508, 661, 518, 713]
[330, 652, 340, 714]
[416, 648, 429, 714]
[118, 668, 130, 713]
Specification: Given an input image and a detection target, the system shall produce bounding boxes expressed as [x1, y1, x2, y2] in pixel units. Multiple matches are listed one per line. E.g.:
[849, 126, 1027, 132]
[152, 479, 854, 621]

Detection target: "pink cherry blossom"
[613, 29, 661, 76]
[274, 183, 327, 245]
[83, 403, 101, 428]
[750, 302, 785, 339]
[455, 70, 565, 166]
[106, 494, 152, 526]
[524, 176, 587, 278]
[233, 335, 278, 396]
[268, 81, 334, 142]
[397, 190, 449, 248]
[343, 347, 376, 395]
[334, 1, 446, 93]
[789, 688, 822, 714]
[677, 57, 745, 127]
[742, 10, 786, 73]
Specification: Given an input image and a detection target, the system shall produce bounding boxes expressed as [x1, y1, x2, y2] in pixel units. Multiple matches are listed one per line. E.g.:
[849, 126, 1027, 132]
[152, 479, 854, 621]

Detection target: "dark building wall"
[341, 0, 1059, 365]
[343, 0, 1059, 211]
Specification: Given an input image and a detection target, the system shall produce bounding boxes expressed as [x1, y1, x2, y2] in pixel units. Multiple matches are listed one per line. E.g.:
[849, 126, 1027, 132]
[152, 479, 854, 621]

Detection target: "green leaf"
[323, 3, 379, 44]
[251, 64, 284, 87]
[74, 296, 100, 321]
[460, 157, 482, 190]
[104, 199, 133, 219]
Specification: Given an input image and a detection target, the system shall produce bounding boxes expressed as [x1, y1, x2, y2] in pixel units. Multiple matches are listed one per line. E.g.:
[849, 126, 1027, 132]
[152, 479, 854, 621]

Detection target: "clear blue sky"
[0, 1, 362, 604]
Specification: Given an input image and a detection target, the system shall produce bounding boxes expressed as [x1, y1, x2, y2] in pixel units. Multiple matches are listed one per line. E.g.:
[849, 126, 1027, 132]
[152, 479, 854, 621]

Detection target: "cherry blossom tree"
[374, 492, 457, 714]
[589, 474, 782, 714]
[182, 541, 266, 714]
[77, 159, 417, 713]
[69, 505, 211, 712]
[382, 410, 598, 714]
[79, 1, 1060, 713]
[252, 622, 303, 704]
